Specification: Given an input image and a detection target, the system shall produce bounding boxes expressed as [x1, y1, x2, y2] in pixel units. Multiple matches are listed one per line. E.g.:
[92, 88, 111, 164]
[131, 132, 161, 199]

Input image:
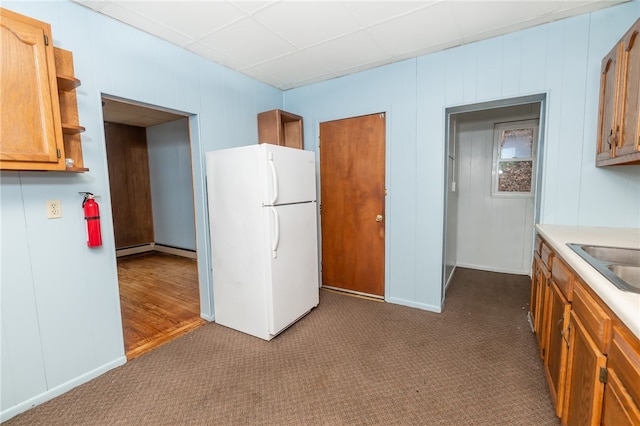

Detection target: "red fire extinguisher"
[82, 192, 102, 247]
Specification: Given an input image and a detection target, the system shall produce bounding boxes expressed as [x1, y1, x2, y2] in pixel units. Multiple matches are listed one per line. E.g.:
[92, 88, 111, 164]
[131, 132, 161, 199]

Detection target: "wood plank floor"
[117, 251, 206, 359]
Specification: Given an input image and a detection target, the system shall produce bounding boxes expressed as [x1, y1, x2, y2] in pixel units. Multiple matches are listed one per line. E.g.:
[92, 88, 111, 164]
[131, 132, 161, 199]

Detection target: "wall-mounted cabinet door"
[0, 8, 65, 170]
[596, 44, 621, 164]
[615, 23, 640, 158]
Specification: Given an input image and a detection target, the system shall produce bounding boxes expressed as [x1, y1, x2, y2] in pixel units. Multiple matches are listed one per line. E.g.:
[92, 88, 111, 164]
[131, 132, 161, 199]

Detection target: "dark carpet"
[3, 267, 558, 425]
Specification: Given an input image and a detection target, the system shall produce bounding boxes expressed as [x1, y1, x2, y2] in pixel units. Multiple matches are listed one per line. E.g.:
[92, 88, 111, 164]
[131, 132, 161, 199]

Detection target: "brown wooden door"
[319, 113, 385, 297]
[104, 122, 154, 249]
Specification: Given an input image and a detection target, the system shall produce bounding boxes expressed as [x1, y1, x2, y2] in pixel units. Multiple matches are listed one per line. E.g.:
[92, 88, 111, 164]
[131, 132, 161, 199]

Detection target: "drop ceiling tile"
[186, 41, 250, 70]
[115, 1, 246, 40]
[73, 0, 109, 12]
[304, 31, 388, 73]
[366, 1, 460, 57]
[343, 1, 435, 27]
[230, 1, 277, 15]
[100, 3, 193, 46]
[239, 67, 287, 89]
[198, 17, 297, 66]
[252, 1, 361, 49]
[253, 51, 333, 87]
[450, 1, 570, 39]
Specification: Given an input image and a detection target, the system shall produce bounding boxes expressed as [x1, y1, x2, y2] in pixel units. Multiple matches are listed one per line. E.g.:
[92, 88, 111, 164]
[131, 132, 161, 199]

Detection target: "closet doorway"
[102, 96, 204, 359]
[443, 95, 546, 292]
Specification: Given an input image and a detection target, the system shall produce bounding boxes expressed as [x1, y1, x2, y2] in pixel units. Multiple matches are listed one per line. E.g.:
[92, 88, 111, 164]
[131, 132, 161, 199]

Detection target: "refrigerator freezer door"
[264, 201, 319, 336]
[260, 144, 317, 206]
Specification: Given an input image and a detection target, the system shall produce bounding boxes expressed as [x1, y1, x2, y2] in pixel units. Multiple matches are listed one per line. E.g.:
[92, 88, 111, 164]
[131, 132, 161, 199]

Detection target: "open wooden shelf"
[61, 123, 86, 135]
[56, 74, 81, 91]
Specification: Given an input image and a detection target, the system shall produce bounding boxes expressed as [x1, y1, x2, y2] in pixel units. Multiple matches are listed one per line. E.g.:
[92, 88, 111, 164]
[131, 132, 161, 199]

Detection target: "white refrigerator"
[205, 144, 320, 340]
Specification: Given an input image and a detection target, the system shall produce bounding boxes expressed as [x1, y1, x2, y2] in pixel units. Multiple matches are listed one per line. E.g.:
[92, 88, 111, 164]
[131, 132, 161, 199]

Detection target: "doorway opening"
[443, 94, 547, 294]
[101, 95, 205, 359]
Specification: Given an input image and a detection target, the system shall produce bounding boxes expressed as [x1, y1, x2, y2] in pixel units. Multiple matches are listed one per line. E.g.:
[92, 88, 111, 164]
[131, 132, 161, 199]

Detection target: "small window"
[493, 120, 538, 196]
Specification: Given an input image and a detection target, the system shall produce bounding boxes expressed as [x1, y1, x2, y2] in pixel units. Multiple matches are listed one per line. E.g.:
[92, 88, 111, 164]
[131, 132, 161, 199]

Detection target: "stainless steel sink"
[567, 244, 640, 293]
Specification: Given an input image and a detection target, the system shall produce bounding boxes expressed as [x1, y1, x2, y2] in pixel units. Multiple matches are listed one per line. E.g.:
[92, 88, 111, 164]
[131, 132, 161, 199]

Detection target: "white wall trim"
[115, 243, 196, 259]
[444, 265, 457, 292]
[0, 357, 126, 423]
[153, 244, 197, 259]
[455, 263, 529, 276]
[115, 244, 154, 257]
[386, 297, 442, 313]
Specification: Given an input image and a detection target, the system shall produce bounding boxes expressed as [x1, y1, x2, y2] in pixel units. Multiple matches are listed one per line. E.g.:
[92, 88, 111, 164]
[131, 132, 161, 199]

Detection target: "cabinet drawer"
[541, 240, 554, 269]
[609, 326, 640, 408]
[572, 280, 611, 354]
[551, 256, 573, 301]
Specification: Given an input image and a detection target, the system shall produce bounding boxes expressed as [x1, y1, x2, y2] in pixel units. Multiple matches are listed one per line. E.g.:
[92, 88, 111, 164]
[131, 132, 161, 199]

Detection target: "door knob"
[376, 214, 383, 222]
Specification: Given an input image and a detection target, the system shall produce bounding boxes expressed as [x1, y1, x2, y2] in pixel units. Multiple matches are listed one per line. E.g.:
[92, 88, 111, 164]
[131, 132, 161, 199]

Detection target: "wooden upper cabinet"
[597, 18, 640, 166]
[0, 7, 65, 170]
[257, 109, 304, 149]
[597, 46, 621, 164]
[615, 24, 640, 159]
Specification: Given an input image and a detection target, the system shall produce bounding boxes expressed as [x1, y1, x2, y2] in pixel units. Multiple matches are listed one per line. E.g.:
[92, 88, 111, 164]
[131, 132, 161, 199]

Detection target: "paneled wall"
[285, 2, 640, 312]
[2, 0, 640, 421]
[454, 104, 540, 275]
[147, 118, 196, 251]
[104, 122, 154, 249]
[0, 1, 282, 421]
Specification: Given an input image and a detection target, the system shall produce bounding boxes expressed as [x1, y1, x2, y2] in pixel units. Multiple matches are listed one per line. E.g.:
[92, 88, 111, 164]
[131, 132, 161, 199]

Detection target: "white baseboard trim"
[115, 243, 196, 259]
[0, 356, 126, 423]
[455, 263, 530, 276]
[154, 244, 197, 259]
[444, 265, 457, 293]
[386, 296, 442, 313]
[116, 244, 154, 257]
[200, 313, 214, 321]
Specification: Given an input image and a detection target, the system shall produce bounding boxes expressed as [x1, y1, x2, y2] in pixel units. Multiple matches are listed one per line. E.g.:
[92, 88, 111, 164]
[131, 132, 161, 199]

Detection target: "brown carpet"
[4, 268, 558, 425]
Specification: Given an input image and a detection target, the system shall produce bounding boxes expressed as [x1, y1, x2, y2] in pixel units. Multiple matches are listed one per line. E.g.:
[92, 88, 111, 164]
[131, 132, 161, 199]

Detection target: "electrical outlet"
[46, 200, 62, 219]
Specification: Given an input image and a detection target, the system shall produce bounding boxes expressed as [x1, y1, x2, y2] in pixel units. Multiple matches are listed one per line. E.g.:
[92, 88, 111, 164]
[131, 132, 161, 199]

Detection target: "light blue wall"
[285, 2, 640, 312]
[0, 1, 282, 420]
[147, 119, 196, 251]
[3, 0, 640, 421]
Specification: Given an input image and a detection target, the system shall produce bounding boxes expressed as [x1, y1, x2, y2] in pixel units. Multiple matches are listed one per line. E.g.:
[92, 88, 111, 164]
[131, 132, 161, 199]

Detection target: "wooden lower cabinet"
[601, 327, 640, 425]
[563, 311, 607, 425]
[531, 234, 640, 425]
[544, 281, 572, 416]
[532, 251, 552, 359]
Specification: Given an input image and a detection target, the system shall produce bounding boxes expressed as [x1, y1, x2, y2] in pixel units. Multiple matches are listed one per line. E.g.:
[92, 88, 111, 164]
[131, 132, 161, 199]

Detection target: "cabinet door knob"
[376, 214, 383, 222]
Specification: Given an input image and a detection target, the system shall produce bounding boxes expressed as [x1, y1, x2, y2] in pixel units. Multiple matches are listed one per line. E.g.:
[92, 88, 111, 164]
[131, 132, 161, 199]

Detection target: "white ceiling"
[74, 0, 627, 91]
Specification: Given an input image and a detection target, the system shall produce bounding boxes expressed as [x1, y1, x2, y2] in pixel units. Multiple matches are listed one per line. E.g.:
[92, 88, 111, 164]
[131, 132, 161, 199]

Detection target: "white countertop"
[536, 225, 640, 339]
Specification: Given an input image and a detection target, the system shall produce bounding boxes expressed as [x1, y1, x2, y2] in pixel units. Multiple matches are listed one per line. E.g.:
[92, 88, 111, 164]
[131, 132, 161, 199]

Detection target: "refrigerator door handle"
[268, 152, 279, 204]
[270, 206, 280, 258]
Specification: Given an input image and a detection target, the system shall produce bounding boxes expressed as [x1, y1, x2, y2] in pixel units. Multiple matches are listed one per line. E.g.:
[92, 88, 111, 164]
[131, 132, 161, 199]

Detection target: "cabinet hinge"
[44, 34, 49, 46]
[599, 367, 608, 384]
[56, 148, 61, 159]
